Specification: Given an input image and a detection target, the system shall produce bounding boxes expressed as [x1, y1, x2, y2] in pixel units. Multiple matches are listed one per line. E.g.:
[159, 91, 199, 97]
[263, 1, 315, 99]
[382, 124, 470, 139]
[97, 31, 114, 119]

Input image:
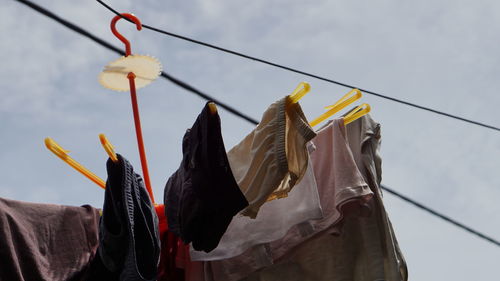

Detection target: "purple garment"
[0, 197, 100, 281]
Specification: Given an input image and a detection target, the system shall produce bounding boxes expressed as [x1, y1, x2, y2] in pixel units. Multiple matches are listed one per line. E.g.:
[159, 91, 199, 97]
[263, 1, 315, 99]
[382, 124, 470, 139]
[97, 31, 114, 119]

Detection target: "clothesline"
[96, 0, 500, 133]
[15, 0, 500, 249]
[14, 0, 260, 125]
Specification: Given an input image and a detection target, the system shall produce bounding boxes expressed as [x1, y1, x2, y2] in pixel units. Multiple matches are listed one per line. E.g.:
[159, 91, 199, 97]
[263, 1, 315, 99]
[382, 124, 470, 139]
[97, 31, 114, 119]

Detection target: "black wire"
[12, 0, 259, 126]
[159, 72, 258, 125]
[15, 0, 500, 248]
[381, 185, 500, 247]
[95, 0, 500, 133]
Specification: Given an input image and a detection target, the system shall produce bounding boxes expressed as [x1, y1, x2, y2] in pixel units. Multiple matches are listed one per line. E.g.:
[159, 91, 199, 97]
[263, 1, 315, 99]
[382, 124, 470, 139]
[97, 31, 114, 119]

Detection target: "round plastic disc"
[99, 55, 162, 92]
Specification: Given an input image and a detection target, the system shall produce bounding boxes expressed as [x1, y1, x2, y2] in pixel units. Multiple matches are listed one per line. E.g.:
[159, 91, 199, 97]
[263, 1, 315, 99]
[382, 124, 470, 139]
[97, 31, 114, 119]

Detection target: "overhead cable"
[96, 0, 500, 133]
[15, 0, 500, 249]
[13, 0, 259, 125]
[381, 185, 500, 247]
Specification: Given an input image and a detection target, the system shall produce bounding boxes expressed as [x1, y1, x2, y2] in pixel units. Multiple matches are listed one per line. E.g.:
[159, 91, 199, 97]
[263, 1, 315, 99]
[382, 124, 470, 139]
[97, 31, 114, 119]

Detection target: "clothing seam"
[286, 99, 317, 142]
[273, 97, 289, 176]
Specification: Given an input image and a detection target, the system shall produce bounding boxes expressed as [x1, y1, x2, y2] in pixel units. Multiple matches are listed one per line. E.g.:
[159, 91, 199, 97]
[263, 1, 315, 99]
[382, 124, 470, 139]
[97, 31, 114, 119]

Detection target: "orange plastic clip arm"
[99, 134, 119, 163]
[110, 13, 155, 204]
[128, 73, 155, 204]
[44, 138, 106, 189]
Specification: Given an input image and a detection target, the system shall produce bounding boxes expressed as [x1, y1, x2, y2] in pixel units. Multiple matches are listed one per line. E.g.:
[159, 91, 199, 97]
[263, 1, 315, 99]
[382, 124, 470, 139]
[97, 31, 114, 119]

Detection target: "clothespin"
[44, 138, 106, 189]
[309, 89, 362, 127]
[343, 103, 371, 125]
[98, 134, 157, 204]
[288, 82, 311, 104]
[208, 102, 218, 115]
[99, 134, 118, 163]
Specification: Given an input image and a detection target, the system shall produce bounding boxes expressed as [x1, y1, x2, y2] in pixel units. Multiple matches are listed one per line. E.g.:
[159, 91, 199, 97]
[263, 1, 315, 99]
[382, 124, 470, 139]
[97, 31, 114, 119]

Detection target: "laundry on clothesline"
[0, 99, 408, 281]
[0, 10, 409, 281]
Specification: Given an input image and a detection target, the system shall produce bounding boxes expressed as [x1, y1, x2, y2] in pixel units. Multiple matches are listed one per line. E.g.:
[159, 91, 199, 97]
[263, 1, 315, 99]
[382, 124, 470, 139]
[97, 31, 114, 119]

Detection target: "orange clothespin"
[99, 134, 118, 163]
[44, 138, 106, 189]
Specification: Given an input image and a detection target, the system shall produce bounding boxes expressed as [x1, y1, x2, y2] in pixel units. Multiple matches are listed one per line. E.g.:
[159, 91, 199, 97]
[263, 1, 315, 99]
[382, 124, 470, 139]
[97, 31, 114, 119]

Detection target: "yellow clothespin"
[288, 82, 311, 104]
[99, 134, 160, 205]
[208, 102, 218, 115]
[343, 103, 371, 125]
[98, 134, 159, 206]
[309, 89, 362, 127]
[44, 138, 106, 189]
[99, 134, 118, 163]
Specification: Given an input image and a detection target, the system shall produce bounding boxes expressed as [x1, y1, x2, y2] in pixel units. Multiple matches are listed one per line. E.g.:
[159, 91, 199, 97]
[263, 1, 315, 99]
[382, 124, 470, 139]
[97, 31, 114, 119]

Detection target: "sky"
[2, 0, 500, 280]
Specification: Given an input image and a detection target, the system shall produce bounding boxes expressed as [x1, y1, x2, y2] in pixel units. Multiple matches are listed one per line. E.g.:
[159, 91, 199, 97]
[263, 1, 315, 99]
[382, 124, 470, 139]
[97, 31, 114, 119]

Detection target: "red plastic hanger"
[110, 13, 155, 203]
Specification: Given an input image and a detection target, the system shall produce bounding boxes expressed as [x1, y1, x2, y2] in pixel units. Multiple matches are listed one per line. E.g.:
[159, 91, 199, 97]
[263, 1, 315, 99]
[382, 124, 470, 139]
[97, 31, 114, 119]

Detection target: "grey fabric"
[345, 114, 408, 281]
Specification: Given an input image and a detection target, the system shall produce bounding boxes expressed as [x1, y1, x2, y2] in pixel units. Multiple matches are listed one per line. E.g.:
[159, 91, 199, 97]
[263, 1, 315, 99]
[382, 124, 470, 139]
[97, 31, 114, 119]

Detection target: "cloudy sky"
[2, 0, 500, 280]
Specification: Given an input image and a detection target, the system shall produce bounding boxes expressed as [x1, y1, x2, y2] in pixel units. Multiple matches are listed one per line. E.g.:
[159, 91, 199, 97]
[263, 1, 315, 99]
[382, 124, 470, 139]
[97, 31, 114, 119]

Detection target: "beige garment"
[205, 118, 373, 281]
[227, 96, 316, 218]
[237, 115, 408, 281]
[190, 143, 323, 261]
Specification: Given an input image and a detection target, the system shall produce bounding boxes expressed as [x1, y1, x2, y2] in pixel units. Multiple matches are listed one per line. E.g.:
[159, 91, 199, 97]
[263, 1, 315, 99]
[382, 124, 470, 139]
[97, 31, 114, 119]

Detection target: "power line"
[14, 0, 500, 249]
[159, 71, 258, 125]
[96, 0, 500, 133]
[381, 185, 500, 247]
[12, 0, 259, 125]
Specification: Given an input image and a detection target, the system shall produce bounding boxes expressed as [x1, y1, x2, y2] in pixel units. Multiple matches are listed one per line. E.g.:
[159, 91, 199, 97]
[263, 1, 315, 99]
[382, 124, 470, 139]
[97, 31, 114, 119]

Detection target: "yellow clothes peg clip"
[343, 103, 371, 125]
[98, 134, 159, 205]
[288, 82, 311, 104]
[44, 138, 106, 189]
[309, 88, 362, 127]
[99, 134, 157, 204]
[208, 102, 218, 115]
[99, 134, 118, 163]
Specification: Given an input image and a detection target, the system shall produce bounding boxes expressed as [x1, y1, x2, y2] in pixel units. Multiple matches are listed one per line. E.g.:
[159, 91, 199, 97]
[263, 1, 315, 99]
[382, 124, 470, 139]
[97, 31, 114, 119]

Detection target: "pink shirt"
[235, 115, 407, 281]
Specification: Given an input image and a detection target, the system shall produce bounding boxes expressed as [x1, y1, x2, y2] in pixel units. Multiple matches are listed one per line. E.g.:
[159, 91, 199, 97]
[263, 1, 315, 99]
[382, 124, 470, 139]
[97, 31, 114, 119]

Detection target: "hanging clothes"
[227, 97, 316, 218]
[202, 118, 373, 281]
[202, 116, 408, 281]
[90, 154, 160, 281]
[0, 197, 100, 281]
[237, 115, 409, 281]
[345, 114, 408, 281]
[164, 102, 248, 253]
[189, 143, 323, 261]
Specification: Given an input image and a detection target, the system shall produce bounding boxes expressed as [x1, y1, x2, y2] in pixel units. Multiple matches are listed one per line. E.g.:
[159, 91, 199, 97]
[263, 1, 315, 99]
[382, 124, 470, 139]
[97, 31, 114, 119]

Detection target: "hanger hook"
[110, 13, 142, 56]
